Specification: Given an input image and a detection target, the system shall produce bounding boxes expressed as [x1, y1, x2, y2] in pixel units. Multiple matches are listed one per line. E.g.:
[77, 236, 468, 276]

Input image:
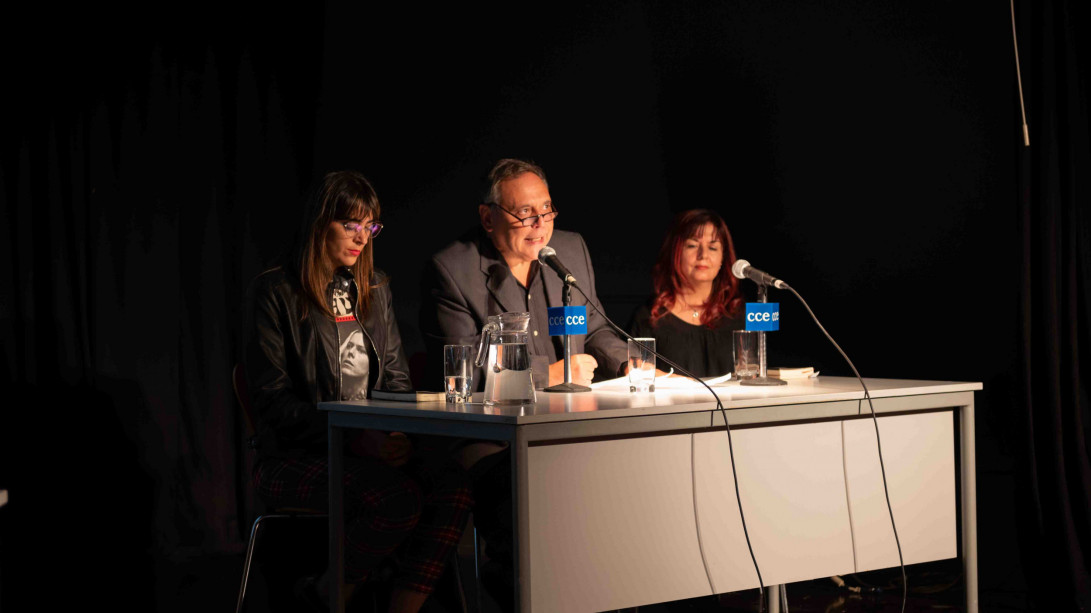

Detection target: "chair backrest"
[233, 364, 259, 449]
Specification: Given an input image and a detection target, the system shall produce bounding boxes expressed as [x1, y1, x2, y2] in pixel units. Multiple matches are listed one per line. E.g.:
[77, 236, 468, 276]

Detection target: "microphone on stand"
[731, 259, 789, 289]
[538, 246, 577, 285]
[538, 246, 588, 392]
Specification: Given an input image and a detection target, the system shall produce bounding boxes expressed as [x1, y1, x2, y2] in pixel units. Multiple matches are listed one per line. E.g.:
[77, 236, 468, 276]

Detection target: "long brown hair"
[649, 209, 742, 328]
[294, 171, 381, 320]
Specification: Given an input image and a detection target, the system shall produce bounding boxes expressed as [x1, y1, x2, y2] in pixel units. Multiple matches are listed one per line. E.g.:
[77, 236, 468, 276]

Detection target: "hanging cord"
[567, 282, 767, 612]
[1011, 0, 1030, 146]
[783, 285, 906, 613]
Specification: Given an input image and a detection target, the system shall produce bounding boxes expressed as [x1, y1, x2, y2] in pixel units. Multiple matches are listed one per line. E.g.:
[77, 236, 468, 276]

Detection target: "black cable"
[783, 284, 907, 613]
[566, 282, 766, 612]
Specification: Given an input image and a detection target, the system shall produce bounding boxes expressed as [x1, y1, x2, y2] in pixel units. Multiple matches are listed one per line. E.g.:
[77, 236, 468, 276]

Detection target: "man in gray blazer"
[421, 158, 627, 390]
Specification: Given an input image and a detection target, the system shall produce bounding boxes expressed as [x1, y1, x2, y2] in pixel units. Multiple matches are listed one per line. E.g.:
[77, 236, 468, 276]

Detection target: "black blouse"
[629, 304, 745, 379]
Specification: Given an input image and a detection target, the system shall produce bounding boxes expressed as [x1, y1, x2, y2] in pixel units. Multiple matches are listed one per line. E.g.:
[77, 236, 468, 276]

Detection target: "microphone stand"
[544, 282, 592, 393]
[741, 283, 787, 387]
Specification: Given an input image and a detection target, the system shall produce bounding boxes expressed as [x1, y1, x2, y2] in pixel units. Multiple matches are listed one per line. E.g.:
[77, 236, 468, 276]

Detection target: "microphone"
[732, 259, 789, 289]
[537, 246, 577, 285]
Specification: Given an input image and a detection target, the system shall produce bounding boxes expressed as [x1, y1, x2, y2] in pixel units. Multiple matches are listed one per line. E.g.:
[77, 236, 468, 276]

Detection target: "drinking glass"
[733, 330, 759, 380]
[444, 344, 474, 403]
[628, 337, 656, 393]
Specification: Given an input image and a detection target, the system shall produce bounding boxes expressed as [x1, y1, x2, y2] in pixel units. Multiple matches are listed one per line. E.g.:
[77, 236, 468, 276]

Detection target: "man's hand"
[548, 354, 598, 387]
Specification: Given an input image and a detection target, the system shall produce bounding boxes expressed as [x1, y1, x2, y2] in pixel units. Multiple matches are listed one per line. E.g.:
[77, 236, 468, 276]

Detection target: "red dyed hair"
[649, 209, 742, 328]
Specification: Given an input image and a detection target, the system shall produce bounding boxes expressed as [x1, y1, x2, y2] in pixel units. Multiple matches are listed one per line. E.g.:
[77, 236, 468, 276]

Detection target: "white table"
[322, 376, 980, 612]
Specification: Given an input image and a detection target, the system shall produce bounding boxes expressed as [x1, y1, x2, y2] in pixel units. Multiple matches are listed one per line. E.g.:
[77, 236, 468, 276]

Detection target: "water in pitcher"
[482, 342, 536, 406]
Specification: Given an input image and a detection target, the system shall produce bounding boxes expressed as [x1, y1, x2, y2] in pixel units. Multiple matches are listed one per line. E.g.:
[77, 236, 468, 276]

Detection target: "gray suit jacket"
[421, 228, 627, 389]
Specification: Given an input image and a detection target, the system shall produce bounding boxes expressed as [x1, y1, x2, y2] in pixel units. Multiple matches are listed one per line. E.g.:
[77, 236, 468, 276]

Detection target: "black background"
[1, 1, 1068, 609]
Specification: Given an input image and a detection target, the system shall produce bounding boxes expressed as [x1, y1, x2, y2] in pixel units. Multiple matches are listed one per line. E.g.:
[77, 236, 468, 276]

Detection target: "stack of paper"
[767, 367, 816, 379]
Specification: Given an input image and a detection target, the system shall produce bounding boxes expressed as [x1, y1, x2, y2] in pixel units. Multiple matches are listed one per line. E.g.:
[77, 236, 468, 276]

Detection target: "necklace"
[680, 296, 705, 319]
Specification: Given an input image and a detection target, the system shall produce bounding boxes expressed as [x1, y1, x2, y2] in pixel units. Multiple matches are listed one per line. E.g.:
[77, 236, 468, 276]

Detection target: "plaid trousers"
[254, 450, 473, 594]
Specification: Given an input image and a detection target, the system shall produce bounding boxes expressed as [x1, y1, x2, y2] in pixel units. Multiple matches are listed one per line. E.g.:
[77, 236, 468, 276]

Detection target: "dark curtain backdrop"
[0, 5, 326, 606]
[1017, 2, 1091, 610]
[0, 1, 1085, 610]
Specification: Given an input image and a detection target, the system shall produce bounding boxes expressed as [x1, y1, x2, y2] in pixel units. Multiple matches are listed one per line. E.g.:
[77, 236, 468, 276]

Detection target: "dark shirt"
[518, 262, 561, 370]
[629, 305, 745, 379]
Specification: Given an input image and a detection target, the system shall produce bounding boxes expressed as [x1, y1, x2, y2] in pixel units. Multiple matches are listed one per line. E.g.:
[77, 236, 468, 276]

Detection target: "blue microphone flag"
[547, 306, 589, 336]
[745, 303, 780, 332]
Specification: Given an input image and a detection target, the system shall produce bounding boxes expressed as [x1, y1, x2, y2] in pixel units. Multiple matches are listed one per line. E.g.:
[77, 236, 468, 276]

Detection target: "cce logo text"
[549, 314, 587, 326]
[746, 311, 779, 322]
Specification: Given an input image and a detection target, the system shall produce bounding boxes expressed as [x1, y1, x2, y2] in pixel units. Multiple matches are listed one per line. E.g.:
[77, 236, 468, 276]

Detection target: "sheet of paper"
[591, 372, 733, 391]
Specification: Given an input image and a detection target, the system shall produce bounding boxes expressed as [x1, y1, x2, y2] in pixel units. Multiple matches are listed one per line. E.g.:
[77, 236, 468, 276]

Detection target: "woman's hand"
[350, 430, 413, 466]
[380, 432, 413, 467]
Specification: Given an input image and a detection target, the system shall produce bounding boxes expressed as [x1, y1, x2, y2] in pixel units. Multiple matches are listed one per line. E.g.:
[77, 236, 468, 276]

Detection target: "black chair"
[233, 364, 474, 613]
[234, 364, 330, 613]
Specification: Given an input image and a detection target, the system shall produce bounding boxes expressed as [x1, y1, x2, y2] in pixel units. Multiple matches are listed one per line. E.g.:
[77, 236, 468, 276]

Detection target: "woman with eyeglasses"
[244, 171, 471, 612]
[630, 209, 747, 378]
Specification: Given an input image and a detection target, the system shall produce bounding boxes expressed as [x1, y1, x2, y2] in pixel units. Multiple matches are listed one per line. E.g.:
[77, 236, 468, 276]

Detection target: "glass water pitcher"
[475, 312, 537, 406]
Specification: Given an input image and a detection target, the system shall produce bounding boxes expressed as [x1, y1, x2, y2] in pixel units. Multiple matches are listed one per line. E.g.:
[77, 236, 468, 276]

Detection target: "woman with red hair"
[630, 209, 746, 378]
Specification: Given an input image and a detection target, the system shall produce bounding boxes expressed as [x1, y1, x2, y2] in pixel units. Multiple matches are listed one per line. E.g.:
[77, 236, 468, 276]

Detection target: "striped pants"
[254, 451, 472, 594]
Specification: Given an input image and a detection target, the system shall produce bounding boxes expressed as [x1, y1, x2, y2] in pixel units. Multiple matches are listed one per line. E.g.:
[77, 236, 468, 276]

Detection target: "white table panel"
[695, 422, 857, 592]
[527, 435, 712, 612]
[843, 412, 957, 571]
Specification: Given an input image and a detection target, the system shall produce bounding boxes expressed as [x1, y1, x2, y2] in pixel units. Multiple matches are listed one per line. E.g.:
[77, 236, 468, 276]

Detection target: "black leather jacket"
[243, 266, 412, 458]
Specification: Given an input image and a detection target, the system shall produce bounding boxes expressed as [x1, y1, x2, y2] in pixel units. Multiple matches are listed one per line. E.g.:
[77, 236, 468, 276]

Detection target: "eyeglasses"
[341, 220, 383, 238]
[490, 203, 559, 227]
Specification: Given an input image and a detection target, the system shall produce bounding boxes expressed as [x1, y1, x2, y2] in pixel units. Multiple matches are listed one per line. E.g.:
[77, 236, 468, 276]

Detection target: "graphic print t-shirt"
[330, 279, 369, 401]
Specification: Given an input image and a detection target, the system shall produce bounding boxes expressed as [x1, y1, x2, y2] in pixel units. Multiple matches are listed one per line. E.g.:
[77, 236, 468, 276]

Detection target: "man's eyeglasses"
[490, 203, 559, 227]
[341, 220, 383, 238]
